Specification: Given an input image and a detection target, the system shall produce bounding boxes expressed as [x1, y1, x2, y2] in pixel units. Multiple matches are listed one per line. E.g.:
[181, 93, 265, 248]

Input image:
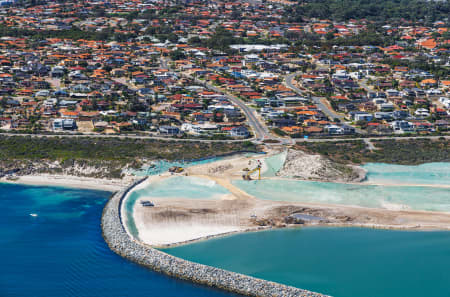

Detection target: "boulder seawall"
[101, 178, 330, 297]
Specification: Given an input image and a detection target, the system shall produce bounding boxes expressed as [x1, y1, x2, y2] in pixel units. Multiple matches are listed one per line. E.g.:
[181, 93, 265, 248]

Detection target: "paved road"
[160, 56, 272, 141]
[285, 72, 345, 121]
[2, 132, 447, 145]
[160, 56, 168, 69]
[112, 58, 272, 142]
[284, 72, 366, 134]
[181, 73, 273, 142]
[104, 60, 446, 147]
[295, 135, 449, 143]
[359, 78, 374, 93]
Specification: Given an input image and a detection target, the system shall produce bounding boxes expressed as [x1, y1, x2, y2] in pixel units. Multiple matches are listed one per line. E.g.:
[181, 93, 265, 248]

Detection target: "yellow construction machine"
[242, 164, 261, 180]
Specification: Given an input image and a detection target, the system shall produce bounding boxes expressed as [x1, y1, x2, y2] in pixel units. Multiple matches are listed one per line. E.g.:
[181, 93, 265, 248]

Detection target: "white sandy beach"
[135, 222, 244, 246]
[5, 151, 449, 248]
[120, 173, 247, 246]
[1, 174, 130, 191]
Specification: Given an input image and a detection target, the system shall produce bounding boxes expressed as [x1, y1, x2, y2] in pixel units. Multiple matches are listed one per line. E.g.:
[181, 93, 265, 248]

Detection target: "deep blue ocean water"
[0, 183, 236, 297]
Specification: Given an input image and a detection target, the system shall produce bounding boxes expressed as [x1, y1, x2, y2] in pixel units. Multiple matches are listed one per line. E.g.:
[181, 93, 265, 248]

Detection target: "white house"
[391, 120, 414, 133]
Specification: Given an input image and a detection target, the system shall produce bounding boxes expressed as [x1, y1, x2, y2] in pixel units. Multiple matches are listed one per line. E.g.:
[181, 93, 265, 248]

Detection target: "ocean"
[2, 161, 449, 297]
[0, 183, 236, 297]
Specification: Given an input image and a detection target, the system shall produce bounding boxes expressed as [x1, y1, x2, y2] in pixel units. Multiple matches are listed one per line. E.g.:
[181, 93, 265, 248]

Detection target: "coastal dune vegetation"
[0, 135, 257, 178]
[297, 138, 450, 165]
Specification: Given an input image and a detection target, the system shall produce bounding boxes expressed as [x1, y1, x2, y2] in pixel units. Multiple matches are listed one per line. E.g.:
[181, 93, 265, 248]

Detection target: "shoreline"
[4, 170, 448, 192]
[101, 179, 328, 297]
[124, 149, 450, 247]
[101, 177, 449, 297]
[260, 175, 450, 188]
[5, 161, 450, 295]
[0, 174, 130, 191]
[160, 221, 450, 250]
[127, 173, 450, 247]
[5, 151, 449, 249]
[142, 210, 450, 249]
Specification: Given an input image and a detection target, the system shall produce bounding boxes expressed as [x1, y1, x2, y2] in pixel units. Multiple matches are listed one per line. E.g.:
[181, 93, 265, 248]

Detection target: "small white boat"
[29, 213, 38, 217]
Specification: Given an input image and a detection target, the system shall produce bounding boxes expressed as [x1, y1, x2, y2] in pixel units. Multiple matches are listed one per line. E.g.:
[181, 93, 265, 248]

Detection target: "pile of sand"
[277, 149, 366, 182]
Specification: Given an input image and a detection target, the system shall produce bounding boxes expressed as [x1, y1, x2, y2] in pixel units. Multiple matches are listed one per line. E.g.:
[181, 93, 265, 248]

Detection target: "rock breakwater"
[101, 178, 329, 297]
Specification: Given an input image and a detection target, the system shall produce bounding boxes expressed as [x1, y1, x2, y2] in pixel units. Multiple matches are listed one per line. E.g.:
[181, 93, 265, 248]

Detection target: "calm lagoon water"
[3, 160, 450, 297]
[262, 151, 287, 177]
[0, 183, 236, 297]
[244, 156, 450, 212]
[234, 162, 450, 212]
[129, 176, 230, 200]
[130, 157, 225, 176]
[233, 179, 450, 212]
[123, 176, 230, 239]
[164, 227, 450, 297]
[363, 162, 450, 186]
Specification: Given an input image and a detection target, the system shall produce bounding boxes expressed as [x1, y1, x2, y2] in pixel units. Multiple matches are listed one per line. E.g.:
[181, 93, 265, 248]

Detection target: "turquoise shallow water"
[131, 153, 264, 176]
[363, 162, 450, 186]
[252, 158, 450, 211]
[131, 157, 224, 176]
[262, 151, 287, 177]
[124, 176, 230, 239]
[131, 176, 230, 199]
[233, 179, 450, 212]
[164, 227, 450, 297]
[0, 183, 235, 297]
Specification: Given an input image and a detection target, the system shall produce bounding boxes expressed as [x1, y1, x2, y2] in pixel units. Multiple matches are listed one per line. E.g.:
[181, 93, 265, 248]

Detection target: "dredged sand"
[126, 153, 450, 247]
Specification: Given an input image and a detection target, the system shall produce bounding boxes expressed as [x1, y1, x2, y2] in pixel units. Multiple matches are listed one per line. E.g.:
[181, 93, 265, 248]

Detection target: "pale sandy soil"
[1, 174, 131, 191]
[7, 152, 449, 248]
[131, 186, 450, 247]
[186, 150, 279, 181]
[121, 174, 250, 246]
[128, 157, 450, 247]
[361, 181, 450, 188]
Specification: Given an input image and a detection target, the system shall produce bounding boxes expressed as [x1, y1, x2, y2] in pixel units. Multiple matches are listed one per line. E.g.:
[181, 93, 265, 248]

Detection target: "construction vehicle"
[242, 160, 262, 180]
[168, 166, 184, 173]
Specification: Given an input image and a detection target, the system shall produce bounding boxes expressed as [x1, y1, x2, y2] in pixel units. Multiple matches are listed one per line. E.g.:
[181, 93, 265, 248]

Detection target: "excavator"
[242, 160, 261, 181]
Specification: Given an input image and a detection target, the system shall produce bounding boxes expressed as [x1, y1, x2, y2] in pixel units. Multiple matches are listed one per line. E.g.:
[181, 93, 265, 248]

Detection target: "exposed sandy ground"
[132, 186, 450, 247]
[361, 181, 450, 188]
[279, 149, 367, 182]
[8, 152, 449, 248]
[129, 156, 450, 247]
[1, 174, 131, 191]
[186, 151, 277, 181]
[76, 120, 94, 133]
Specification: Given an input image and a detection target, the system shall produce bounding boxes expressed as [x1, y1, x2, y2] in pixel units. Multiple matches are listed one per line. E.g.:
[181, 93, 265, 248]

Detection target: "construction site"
[118, 151, 450, 248]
